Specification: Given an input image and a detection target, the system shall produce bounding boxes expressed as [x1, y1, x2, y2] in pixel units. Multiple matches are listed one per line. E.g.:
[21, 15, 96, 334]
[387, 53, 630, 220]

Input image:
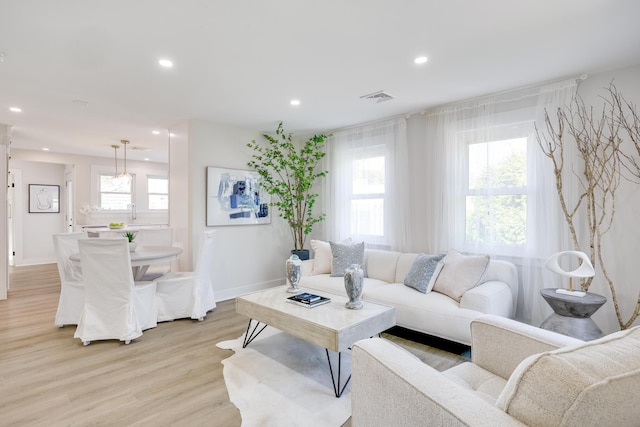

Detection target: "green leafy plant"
[247, 122, 330, 251]
[123, 231, 136, 242]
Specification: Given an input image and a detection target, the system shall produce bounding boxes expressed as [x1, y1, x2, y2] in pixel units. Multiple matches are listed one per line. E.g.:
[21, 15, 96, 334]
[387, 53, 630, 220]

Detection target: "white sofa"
[351, 315, 640, 427]
[300, 249, 518, 345]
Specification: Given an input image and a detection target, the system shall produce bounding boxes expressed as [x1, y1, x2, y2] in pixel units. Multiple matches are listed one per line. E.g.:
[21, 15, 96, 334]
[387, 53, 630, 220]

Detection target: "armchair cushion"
[496, 326, 640, 427]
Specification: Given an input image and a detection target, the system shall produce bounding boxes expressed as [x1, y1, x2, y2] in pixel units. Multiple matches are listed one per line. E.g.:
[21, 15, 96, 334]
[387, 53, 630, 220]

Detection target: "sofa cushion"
[365, 249, 402, 283]
[403, 254, 445, 293]
[330, 241, 365, 277]
[496, 326, 640, 427]
[433, 250, 489, 302]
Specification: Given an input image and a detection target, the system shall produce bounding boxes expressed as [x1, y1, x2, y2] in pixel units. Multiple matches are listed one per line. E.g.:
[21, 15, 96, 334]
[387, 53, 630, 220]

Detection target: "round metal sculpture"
[286, 254, 302, 293]
[344, 264, 364, 310]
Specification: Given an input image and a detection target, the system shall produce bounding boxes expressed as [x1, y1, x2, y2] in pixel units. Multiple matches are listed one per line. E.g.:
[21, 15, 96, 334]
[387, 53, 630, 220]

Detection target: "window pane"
[350, 199, 384, 236]
[469, 138, 527, 190]
[466, 195, 527, 245]
[148, 177, 168, 193]
[101, 193, 131, 210]
[100, 175, 131, 193]
[353, 157, 385, 194]
[149, 194, 168, 210]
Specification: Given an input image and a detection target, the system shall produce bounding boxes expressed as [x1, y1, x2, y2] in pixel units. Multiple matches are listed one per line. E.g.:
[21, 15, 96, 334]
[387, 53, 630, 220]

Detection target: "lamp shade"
[544, 251, 595, 278]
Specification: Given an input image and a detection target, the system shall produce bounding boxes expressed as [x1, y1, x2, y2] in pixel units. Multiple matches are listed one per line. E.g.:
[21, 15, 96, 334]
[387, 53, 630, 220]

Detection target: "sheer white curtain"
[323, 117, 411, 251]
[423, 80, 577, 324]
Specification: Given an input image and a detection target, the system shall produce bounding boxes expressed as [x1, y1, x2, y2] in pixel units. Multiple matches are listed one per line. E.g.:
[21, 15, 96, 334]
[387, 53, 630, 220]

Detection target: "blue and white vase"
[344, 264, 364, 309]
[286, 254, 302, 293]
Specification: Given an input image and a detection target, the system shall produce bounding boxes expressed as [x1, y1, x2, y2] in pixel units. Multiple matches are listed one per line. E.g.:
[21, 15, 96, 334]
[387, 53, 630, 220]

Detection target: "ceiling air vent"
[130, 146, 152, 152]
[360, 90, 395, 103]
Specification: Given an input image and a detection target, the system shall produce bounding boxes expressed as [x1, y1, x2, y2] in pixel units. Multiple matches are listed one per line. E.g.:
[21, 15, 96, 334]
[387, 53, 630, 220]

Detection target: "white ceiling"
[1, 0, 639, 163]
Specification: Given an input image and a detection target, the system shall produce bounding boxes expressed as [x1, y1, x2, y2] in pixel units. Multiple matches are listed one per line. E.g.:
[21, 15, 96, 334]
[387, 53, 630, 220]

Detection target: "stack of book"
[286, 292, 331, 308]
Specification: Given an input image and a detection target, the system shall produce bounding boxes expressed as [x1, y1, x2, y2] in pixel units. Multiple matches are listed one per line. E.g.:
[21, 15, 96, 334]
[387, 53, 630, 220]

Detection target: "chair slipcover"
[135, 228, 174, 280]
[53, 232, 87, 326]
[155, 230, 216, 321]
[74, 238, 157, 345]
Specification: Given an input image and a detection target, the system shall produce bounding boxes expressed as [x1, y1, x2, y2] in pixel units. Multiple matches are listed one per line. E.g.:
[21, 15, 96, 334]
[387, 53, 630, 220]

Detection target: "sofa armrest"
[470, 314, 584, 379]
[460, 281, 513, 318]
[351, 338, 526, 427]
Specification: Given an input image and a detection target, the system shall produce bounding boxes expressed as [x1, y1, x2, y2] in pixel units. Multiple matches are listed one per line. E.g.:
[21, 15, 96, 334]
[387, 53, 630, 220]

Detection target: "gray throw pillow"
[330, 241, 365, 277]
[403, 253, 446, 293]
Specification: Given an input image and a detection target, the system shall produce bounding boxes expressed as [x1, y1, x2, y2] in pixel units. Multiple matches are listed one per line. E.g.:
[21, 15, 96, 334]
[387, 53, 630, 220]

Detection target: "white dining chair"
[155, 230, 216, 322]
[135, 228, 174, 280]
[53, 232, 87, 327]
[74, 238, 157, 345]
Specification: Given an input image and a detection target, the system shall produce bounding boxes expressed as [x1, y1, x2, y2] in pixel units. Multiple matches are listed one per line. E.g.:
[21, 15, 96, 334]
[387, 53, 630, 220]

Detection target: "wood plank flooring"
[0, 264, 468, 427]
[1, 264, 244, 427]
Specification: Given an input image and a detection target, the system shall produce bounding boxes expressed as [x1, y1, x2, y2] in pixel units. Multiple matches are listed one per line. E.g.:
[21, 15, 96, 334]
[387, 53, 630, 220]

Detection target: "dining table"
[70, 245, 183, 281]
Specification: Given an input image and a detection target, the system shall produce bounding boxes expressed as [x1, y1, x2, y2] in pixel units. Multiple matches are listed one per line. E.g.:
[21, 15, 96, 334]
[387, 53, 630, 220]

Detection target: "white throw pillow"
[433, 249, 489, 302]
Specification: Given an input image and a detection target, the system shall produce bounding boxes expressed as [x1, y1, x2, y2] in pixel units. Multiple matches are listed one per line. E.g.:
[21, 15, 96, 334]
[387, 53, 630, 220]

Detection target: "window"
[464, 136, 528, 251]
[147, 177, 168, 210]
[99, 174, 132, 210]
[350, 154, 385, 237]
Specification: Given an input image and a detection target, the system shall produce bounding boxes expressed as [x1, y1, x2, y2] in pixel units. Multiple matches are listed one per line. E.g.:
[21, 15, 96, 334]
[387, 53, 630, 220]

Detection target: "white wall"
[187, 120, 290, 301]
[0, 124, 9, 299]
[8, 160, 66, 265]
[569, 64, 640, 333]
[9, 149, 169, 266]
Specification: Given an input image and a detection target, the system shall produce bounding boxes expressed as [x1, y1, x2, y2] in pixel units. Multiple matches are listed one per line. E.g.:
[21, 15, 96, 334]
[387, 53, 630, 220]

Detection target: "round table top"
[540, 288, 606, 318]
[70, 245, 183, 267]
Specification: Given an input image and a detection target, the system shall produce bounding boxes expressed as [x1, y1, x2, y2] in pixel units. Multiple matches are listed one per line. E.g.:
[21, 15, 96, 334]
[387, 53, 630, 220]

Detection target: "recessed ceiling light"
[290, 99, 301, 106]
[9, 107, 21, 112]
[158, 59, 173, 68]
[152, 130, 160, 135]
[144, 158, 150, 161]
[42, 148, 49, 151]
[414, 56, 428, 65]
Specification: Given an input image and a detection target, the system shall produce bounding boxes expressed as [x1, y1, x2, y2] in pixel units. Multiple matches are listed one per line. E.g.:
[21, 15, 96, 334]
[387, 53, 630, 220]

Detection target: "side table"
[539, 288, 606, 341]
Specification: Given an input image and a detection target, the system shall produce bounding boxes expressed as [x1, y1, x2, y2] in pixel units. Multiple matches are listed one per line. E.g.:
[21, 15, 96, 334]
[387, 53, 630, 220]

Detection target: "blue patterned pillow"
[404, 254, 446, 293]
[329, 241, 365, 277]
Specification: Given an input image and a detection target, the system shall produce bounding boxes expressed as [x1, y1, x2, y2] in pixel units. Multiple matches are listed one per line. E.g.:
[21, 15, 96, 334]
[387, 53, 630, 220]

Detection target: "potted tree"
[247, 122, 330, 260]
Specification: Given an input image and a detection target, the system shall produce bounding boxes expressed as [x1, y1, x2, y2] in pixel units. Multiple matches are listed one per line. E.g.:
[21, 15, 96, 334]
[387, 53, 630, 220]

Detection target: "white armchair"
[351, 315, 640, 427]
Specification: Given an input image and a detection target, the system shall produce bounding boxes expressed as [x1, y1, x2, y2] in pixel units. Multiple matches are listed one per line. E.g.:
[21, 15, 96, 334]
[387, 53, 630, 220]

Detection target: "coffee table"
[235, 285, 396, 397]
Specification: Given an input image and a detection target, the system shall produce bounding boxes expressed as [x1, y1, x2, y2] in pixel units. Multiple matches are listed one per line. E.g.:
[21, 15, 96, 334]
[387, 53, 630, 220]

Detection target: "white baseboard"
[15, 257, 57, 267]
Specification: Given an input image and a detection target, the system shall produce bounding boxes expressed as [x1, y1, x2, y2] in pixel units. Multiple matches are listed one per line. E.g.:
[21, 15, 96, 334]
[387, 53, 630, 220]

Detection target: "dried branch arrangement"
[536, 82, 640, 330]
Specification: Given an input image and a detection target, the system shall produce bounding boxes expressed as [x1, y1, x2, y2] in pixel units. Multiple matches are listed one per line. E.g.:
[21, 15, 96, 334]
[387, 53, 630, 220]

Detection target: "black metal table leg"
[242, 319, 268, 348]
[326, 349, 351, 398]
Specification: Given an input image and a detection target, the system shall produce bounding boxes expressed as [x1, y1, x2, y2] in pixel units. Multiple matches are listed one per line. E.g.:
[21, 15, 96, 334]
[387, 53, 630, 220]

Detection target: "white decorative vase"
[286, 254, 302, 293]
[344, 264, 364, 309]
[129, 241, 137, 252]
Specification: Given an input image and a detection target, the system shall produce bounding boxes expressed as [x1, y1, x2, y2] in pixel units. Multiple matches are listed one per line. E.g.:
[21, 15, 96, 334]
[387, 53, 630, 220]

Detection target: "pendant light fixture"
[119, 139, 132, 186]
[111, 144, 121, 177]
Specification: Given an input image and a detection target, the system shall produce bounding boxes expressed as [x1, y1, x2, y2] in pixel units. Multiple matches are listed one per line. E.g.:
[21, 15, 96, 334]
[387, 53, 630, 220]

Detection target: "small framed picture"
[29, 184, 60, 213]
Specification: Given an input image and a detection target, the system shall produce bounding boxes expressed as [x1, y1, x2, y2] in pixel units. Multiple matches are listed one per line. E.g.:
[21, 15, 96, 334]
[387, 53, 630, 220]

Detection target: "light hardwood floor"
[1, 264, 468, 427]
[1, 263, 244, 426]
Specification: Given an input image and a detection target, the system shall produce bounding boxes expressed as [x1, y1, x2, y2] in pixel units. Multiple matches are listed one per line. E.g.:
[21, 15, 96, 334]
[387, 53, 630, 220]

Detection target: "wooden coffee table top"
[236, 285, 396, 352]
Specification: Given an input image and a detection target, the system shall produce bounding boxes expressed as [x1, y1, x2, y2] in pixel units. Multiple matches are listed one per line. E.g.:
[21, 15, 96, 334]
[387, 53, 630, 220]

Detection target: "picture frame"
[29, 184, 60, 213]
[206, 167, 271, 226]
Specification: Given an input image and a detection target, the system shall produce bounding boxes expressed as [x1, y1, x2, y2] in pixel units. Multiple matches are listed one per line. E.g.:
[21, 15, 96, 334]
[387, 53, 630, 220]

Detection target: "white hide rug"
[216, 327, 351, 427]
